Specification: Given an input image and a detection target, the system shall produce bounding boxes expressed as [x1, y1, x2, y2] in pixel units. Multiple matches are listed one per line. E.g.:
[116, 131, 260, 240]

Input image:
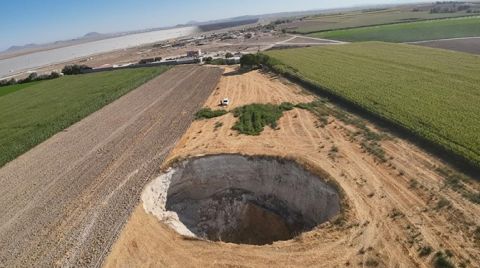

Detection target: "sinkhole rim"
[143, 154, 344, 246]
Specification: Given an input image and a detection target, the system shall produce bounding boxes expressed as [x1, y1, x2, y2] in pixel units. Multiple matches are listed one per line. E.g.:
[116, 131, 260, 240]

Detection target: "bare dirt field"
[413, 37, 480, 55]
[0, 65, 223, 267]
[105, 67, 480, 268]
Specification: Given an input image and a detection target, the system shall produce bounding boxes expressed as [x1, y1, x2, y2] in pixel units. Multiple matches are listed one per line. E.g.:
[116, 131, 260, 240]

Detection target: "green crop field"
[310, 16, 480, 42]
[287, 8, 474, 34]
[264, 42, 480, 168]
[0, 82, 41, 97]
[0, 67, 169, 167]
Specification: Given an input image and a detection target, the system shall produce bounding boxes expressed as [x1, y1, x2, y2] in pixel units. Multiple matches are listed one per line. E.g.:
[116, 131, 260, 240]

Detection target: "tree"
[27, 72, 38, 81]
[203, 57, 213, 63]
[62, 64, 92, 75]
[19, 72, 38, 84]
[240, 54, 259, 69]
[49, 72, 61, 79]
[7, 78, 16, 85]
[225, 52, 234, 58]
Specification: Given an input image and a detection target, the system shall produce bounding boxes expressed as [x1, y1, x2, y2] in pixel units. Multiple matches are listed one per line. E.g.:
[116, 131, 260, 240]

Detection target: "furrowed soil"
[0, 65, 223, 267]
[105, 68, 480, 267]
[414, 37, 480, 55]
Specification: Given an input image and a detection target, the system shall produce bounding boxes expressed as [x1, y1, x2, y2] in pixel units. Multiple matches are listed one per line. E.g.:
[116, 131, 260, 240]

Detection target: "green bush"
[232, 102, 293, 135]
[62, 64, 92, 75]
[279, 102, 294, 111]
[203, 57, 213, 63]
[209, 58, 227, 65]
[433, 251, 455, 268]
[0, 78, 16, 87]
[436, 197, 451, 209]
[240, 54, 259, 68]
[256, 53, 298, 75]
[195, 108, 228, 119]
[463, 192, 480, 204]
[418, 245, 433, 257]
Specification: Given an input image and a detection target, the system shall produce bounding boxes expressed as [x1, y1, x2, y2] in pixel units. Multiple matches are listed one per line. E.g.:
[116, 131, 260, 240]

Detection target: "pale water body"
[0, 26, 199, 78]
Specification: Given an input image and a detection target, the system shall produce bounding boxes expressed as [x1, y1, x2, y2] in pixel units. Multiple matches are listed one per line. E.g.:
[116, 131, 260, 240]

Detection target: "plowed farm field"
[0, 66, 223, 267]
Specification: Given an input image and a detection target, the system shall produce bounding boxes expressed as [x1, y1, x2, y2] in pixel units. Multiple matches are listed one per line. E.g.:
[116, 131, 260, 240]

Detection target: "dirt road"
[0, 65, 223, 267]
[105, 68, 480, 267]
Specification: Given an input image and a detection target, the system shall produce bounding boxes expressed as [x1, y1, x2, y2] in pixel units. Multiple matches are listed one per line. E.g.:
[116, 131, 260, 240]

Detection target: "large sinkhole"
[142, 155, 341, 245]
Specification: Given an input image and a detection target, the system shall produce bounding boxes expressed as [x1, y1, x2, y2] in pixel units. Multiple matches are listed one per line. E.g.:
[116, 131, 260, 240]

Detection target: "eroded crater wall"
[142, 155, 341, 245]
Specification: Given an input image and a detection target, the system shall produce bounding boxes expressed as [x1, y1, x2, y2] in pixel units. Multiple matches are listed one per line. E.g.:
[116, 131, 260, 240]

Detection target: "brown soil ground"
[105, 67, 480, 268]
[0, 66, 223, 267]
[414, 38, 480, 55]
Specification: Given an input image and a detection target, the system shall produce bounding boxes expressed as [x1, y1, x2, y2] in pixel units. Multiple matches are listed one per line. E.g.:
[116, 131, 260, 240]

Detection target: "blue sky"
[0, 0, 422, 50]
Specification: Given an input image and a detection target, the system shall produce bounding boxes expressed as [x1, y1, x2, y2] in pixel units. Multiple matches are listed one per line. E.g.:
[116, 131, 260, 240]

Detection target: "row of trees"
[61, 64, 92, 75]
[1, 54, 269, 87]
[138, 57, 162, 64]
[0, 64, 91, 88]
[0, 71, 61, 88]
[240, 53, 271, 69]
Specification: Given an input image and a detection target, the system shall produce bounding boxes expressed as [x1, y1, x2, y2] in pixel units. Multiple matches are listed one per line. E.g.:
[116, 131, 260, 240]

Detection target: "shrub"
[295, 101, 326, 111]
[279, 102, 294, 111]
[255, 53, 299, 75]
[210, 58, 226, 65]
[232, 102, 293, 135]
[203, 57, 213, 63]
[49, 72, 61, 79]
[139, 58, 155, 64]
[0, 78, 17, 87]
[361, 141, 387, 162]
[330, 145, 339, 153]
[240, 54, 259, 69]
[464, 192, 480, 204]
[195, 108, 228, 120]
[474, 226, 480, 244]
[436, 197, 451, 209]
[62, 64, 92, 75]
[214, 121, 224, 130]
[433, 251, 455, 268]
[365, 258, 379, 267]
[409, 179, 419, 189]
[418, 245, 433, 257]
[225, 52, 234, 58]
[25, 72, 38, 82]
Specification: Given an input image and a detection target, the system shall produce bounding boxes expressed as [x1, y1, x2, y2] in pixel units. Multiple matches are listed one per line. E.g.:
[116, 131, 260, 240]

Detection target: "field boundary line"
[288, 34, 348, 44]
[407, 36, 480, 44]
